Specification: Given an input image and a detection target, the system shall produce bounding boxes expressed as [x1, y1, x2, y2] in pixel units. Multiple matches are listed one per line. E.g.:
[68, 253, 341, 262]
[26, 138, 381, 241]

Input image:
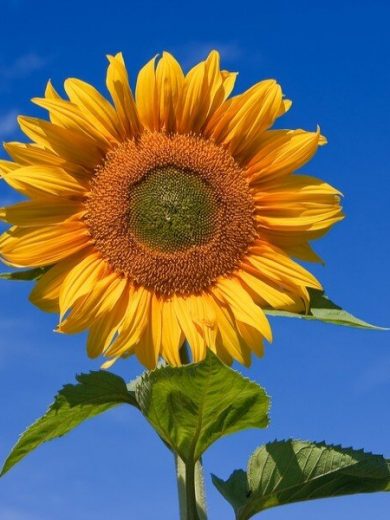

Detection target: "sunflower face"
[0, 51, 344, 368]
[85, 132, 256, 298]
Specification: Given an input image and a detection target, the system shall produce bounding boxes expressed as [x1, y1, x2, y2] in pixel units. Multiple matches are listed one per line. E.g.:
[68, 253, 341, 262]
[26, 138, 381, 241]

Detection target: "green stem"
[175, 456, 207, 520]
[185, 461, 198, 520]
[194, 459, 207, 519]
[175, 343, 207, 519]
[176, 455, 187, 519]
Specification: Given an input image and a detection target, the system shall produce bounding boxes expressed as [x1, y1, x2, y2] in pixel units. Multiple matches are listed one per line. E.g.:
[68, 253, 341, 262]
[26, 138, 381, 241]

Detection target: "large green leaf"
[266, 289, 386, 330]
[135, 350, 269, 463]
[1, 371, 138, 476]
[0, 267, 48, 281]
[212, 440, 390, 519]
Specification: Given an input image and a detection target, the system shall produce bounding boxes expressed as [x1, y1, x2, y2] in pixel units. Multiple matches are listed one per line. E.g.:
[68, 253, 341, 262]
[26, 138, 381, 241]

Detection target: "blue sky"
[0, 0, 389, 518]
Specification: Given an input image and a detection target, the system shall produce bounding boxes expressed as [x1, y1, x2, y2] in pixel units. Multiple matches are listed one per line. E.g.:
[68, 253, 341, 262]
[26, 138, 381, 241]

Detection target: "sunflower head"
[0, 50, 343, 369]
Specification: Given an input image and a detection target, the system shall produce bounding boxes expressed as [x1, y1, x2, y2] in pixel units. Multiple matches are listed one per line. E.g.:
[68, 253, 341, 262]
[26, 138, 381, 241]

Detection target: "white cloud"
[354, 354, 390, 393]
[0, 109, 19, 138]
[0, 506, 41, 520]
[0, 52, 47, 81]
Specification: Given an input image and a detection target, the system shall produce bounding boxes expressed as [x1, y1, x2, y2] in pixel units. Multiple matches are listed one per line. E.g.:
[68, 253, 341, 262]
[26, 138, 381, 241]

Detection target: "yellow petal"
[59, 253, 108, 318]
[0, 199, 84, 226]
[188, 294, 217, 356]
[135, 56, 158, 131]
[105, 287, 151, 357]
[45, 80, 61, 100]
[64, 78, 121, 143]
[150, 295, 163, 360]
[236, 269, 297, 309]
[205, 79, 287, 161]
[29, 251, 91, 312]
[178, 60, 205, 131]
[283, 99, 292, 112]
[3, 142, 83, 176]
[217, 70, 237, 107]
[253, 173, 342, 202]
[135, 301, 161, 369]
[209, 295, 249, 365]
[173, 295, 205, 362]
[252, 174, 343, 260]
[2, 165, 88, 199]
[256, 208, 343, 233]
[32, 96, 111, 151]
[58, 272, 122, 334]
[0, 222, 91, 267]
[230, 82, 285, 160]
[160, 298, 183, 366]
[155, 51, 185, 132]
[179, 50, 236, 134]
[212, 342, 233, 366]
[253, 175, 343, 235]
[235, 321, 264, 358]
[18, 116, 103, 169]
[0, 160, 19, 175]
[87, 280, 130, 357]
[214, 277, 272, 342]
[248, 241, 322, 292]
[282, 242, 324, 264]
[246, 128, 325, 183]
[106, 52, 141, 139]
[44, 80, 65, 126]
[100, 357, 120, 369]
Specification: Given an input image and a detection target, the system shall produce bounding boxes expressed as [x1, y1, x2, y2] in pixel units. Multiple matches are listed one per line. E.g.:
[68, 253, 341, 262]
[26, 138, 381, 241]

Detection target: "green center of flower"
[127, 166, 219, 252]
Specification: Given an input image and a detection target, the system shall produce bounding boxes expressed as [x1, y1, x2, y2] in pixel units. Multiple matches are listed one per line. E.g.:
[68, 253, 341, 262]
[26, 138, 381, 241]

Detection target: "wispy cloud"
[4, 0, 24, 7]
[0, 506, 41, 520]
[354, 354, 390, 393]
[0, 109, 19, 139]
[0, 52, 47, 81]
[0, 317, 43, 369]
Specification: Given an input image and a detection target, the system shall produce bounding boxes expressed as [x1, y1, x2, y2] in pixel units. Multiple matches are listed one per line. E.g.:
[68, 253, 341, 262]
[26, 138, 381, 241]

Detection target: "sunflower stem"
[194, 459, 207, 519]
[175, 456, 207, 520]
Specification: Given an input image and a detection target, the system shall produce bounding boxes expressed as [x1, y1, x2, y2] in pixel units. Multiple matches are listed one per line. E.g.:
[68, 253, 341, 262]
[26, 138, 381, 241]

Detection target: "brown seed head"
[85, 132, 257, 297]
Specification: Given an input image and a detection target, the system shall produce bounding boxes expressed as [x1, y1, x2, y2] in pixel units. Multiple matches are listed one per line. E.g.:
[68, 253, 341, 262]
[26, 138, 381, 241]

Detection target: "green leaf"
[0, 267, 48, 281]
[1, 371, 138, 476]
[266, 288, 387, 330]
[212, 469, 249, 513]
[135, 350, 269, 464]
[212, 440, 390, 519]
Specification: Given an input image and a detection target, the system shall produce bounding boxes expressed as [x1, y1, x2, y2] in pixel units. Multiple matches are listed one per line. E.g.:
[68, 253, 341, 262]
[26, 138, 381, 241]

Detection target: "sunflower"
[0, 51, 343, 369]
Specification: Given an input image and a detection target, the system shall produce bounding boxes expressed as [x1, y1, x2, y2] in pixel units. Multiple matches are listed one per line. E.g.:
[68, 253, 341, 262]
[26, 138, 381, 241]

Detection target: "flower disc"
[128, 166, 217, 252]
[85, 132, 257, 296]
